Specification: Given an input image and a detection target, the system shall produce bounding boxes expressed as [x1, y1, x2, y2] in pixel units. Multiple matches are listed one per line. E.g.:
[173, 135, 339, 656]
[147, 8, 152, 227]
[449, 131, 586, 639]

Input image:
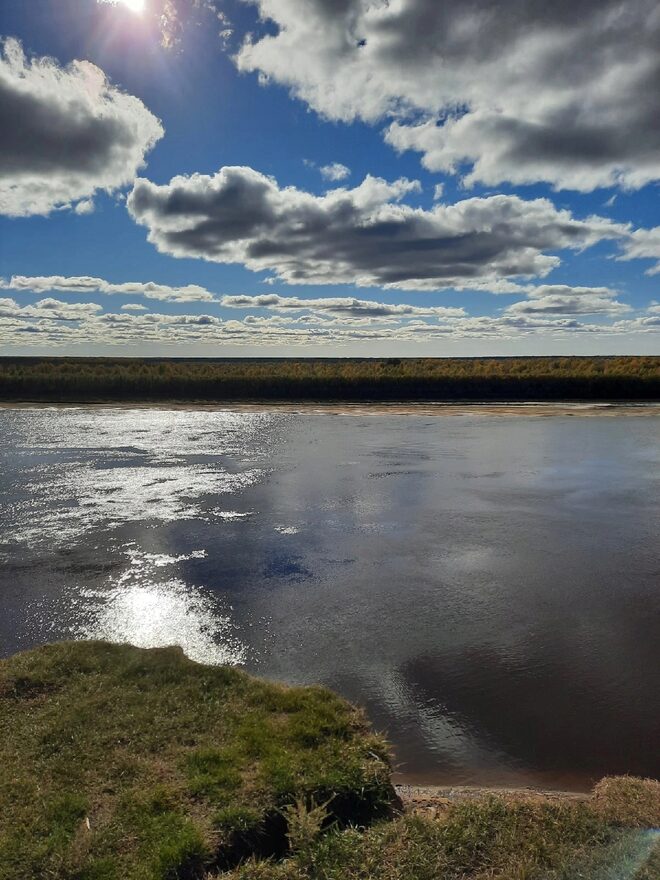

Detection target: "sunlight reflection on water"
[1, 407, 277, 552]
[75, 545, 246, 665]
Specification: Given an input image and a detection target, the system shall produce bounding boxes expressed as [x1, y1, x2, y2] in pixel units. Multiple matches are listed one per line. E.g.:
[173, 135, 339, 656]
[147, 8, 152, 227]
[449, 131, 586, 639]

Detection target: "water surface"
[1, 406, 658, 790]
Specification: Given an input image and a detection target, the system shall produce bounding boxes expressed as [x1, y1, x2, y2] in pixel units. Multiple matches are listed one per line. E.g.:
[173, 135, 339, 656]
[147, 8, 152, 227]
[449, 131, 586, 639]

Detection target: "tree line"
[0, 356, 658, 402]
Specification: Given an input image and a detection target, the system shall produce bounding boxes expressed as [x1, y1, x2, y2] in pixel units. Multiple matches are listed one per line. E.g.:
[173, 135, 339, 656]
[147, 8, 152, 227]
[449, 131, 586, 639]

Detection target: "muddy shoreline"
[395, 784, 590, 813]
[1, 400, 659, 416]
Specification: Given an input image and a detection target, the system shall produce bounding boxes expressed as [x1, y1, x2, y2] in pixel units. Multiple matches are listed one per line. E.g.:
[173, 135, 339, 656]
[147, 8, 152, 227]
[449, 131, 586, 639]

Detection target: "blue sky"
[1, 0, 659, 355]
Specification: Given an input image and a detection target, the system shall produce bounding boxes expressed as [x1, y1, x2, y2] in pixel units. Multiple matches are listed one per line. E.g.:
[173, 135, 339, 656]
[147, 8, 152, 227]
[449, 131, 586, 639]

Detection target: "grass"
[1, 642, 659, 880]
[225, 787, 660, 880]
[0, 355, 658, 402]
[0, 641, 393, 880]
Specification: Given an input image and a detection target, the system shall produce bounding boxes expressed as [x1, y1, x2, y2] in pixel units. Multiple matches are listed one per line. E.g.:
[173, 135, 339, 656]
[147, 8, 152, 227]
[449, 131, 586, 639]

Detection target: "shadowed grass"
[0, 641, 393, 880]
[226, 794, 660, 880]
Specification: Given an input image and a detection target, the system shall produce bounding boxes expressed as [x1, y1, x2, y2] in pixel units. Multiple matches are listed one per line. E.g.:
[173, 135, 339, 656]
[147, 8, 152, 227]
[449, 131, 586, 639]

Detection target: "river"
[1, 404, 658, 790]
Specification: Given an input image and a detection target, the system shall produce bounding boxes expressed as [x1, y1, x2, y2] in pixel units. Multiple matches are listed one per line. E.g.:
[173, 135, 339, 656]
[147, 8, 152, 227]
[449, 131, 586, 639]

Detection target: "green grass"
[1, 642, 659, 880]
[0, 641, 393, 880]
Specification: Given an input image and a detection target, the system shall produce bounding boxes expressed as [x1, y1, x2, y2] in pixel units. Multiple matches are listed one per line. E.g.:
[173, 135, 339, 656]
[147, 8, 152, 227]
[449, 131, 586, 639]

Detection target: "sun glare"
[115, 0, 145, 14]
[103, 0, 146, 15]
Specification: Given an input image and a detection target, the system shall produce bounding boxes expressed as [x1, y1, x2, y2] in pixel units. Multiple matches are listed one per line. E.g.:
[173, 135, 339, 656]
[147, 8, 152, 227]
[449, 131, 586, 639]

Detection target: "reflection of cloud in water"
[75, 546, 245, 666]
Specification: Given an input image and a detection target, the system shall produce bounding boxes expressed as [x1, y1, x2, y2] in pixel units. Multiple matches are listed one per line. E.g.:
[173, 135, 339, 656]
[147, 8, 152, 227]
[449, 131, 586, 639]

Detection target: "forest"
[0, 356, 658, 402]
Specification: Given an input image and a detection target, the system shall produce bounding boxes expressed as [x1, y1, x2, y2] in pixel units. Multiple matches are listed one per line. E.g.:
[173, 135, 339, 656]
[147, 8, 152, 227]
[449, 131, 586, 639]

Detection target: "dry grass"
[592, 776, 660, 827]
[224, 788, 660, 880]
[1, 356, 658, 402]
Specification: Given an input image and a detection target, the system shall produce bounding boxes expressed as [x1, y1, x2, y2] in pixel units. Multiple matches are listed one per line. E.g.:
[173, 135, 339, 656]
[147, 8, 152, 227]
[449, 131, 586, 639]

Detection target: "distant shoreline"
[2, 356, 658, 404]
[1, 400, 660, 416]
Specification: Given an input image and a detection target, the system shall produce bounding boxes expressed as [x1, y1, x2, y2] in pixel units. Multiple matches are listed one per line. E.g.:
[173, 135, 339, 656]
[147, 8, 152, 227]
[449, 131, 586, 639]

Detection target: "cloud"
[0, 37, 163, 216]
[319, 162, 350, 181]
[619, 227, 660, 275]
[0, 297, 102, 321]
[3, 273, 468, 317]
[2, 306, 656, 349]
[5, 275, 215, 302]
[220, 293, 464, 317]
[127, 165, 628, 290]
[1, 295, 657, 349]
[506, 285, 630, 316]
[236, 0, 660, 192]
[74, 199, 95, 215]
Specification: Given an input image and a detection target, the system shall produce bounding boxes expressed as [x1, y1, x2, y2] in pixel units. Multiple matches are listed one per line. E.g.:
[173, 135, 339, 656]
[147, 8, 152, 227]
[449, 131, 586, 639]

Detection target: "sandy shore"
[395, 784, 589, 815]
[1, 401, 659, 416]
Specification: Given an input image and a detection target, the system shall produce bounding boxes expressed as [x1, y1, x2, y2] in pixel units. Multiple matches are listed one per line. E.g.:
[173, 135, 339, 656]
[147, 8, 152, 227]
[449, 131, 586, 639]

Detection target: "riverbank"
[2, 400, 660, 416]
[395, 784, 590, 812]
[2, 641, 659, 879]
[0, 641, 393, 879]
[1, 355, 658, 403]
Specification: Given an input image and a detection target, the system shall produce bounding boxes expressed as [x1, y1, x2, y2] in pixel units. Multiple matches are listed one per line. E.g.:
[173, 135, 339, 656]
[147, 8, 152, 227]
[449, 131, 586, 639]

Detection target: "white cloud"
[0, 297, 102, 321]
[127, 165, 628, 290]
[220, 293, 464, 317]
[236, 0, 660, 192]
[74, 199, 95, 215]
[5, 275, 216, 302]
[2, 290, 655, 351]
[0, 37, 163, 216]
[2, 274, 467, 318]
[506, 285, 630, 316]
[619, 227, 660, 275]
[2, 304, 656, 349]
[319, 162, 350, 181]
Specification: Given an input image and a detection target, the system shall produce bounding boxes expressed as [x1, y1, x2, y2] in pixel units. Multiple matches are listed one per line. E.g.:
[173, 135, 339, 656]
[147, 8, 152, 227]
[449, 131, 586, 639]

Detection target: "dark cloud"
[237, 0, 660, 191]
[0, 38, 163, 216]
[127, 165, 627, 289]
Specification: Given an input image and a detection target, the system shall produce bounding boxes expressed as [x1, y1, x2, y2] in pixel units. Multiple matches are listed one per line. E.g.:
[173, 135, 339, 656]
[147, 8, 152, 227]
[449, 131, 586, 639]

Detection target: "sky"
[1, 0, 660, 357]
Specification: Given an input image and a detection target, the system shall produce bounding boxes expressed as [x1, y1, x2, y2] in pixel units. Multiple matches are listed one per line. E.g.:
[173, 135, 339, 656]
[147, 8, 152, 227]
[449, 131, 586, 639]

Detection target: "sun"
[116, 0, 146, 14]
[122, 0, 146, 13]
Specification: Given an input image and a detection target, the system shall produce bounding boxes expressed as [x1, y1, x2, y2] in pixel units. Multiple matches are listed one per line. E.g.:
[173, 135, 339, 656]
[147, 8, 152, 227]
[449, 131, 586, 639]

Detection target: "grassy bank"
[1, 356, 659, 402]
[227, 787, 660, 880]
[1, 642, 659, 880]
[0, 642, 392, 880]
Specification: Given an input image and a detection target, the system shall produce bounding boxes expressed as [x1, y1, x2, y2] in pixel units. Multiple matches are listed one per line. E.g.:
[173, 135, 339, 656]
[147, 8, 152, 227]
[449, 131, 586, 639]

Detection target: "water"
[1, 405, 659, 791]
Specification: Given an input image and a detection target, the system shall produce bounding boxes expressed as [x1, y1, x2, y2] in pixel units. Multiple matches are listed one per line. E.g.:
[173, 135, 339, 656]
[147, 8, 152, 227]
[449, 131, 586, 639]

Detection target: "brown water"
[1, 406, 658, 790]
